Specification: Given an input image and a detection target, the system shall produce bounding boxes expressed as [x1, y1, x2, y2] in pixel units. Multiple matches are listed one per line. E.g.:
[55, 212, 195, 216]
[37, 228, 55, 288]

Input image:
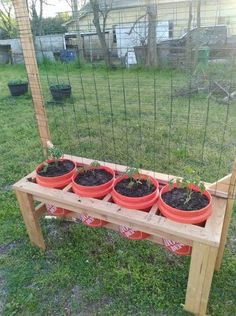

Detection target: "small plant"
[49, 82, 70, 89]
[125, 167, 142, 189]
[42, 146, 63, 172]
[77, 161, 101, 175]
[90, 161, 101, 168]
[48, 147, 63, 163]
[169, 167, 206, 205]
[146, 176, 153, 189]
[8, 79, 28, 85]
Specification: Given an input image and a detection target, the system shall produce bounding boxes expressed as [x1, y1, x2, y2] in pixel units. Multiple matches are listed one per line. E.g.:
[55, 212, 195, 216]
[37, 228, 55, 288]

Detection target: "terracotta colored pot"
[72, 166, 115, 227]
[112, 174, 159, 240]
[158, 183, 212, 224]
[159, 183, 212, 256]
[36, 159, 76, 189]
[36, 158, 76, 216]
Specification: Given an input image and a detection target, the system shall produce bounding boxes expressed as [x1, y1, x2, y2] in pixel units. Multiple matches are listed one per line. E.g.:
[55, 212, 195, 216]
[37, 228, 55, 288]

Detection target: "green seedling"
[168, 168, 206, 205]
[42, 146, 63, 173]
[48, 147, 63, 168]
[146, 176, 152, 189]
[126, 167, 142, 189]
[77, 161, 101, 176]
[41, 162, 49, 173]
[90, 161, 101, 168]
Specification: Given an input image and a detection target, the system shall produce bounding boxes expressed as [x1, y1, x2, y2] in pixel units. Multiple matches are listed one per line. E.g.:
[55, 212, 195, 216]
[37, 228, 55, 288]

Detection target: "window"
[218, 16, 230, 25]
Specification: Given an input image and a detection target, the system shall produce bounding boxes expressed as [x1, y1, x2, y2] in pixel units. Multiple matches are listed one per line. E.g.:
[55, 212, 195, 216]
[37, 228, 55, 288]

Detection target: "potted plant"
[112, 168, 159, 240]
[8, 79, 28, 96]
[158, 169, 212, 255]
[49, 83, 71, 101]
[36, 147, 76, 216]
[72, 162, 115, 227]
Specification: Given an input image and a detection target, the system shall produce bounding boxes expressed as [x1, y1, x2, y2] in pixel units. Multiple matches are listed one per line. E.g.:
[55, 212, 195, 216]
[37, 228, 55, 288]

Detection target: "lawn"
[0, 63, 236, 316]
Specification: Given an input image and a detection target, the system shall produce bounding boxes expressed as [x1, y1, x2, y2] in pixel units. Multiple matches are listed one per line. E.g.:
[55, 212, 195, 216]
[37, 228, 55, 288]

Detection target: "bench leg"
[15, 190, 46, 250]
[184, 241, 218, 316]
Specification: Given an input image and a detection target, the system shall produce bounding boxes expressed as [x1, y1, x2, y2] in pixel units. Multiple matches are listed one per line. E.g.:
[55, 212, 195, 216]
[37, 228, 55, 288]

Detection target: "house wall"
[67, 0, 236, 38]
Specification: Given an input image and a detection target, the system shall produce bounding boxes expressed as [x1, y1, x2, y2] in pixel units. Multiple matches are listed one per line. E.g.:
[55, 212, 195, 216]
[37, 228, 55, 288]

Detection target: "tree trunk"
[146, 1, 157, 67]
[186, 1, 193, 69]
[90, 0, 111, 68]
[197, 0, 201, 28]
[72, 0, 84, 60]
[194, 0, 201, 67]
[38, 0, 43, 36]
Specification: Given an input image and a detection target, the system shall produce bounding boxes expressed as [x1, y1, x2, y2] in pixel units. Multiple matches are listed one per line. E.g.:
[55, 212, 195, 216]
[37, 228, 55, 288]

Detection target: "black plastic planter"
[8, 82, 28, 96]
[49, 85, 71, 102]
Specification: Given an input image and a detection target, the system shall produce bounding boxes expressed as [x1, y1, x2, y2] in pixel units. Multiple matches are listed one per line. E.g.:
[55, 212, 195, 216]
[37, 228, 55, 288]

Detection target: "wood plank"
[199, 247, 218, 315]
[12, 0, 51, 153]
[204, 197, 227, 245]
[207, 174, 232, 196]
[61, 210, 192, 246]
[15, 181, 218, 245]
[34, 203, 47, 220]
[215, 159, 236, 271]
[184, 242, 218, 315]
[15, 190, 45, 250]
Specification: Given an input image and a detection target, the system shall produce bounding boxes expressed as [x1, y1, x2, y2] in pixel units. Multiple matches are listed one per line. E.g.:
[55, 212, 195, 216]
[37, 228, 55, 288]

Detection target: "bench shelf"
[13, 154, 234, 316]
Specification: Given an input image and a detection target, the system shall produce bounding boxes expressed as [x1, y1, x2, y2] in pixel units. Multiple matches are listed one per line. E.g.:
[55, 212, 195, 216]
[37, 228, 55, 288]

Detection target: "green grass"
[0, 63, 236, 315]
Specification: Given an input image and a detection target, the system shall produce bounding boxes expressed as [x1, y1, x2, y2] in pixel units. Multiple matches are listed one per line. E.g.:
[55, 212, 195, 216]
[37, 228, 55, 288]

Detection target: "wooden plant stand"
[13, 154, 235, 316]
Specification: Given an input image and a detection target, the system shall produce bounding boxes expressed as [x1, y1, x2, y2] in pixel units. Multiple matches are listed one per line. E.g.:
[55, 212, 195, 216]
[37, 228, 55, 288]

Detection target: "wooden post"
[12, 0, 51, 156]
[15, 190, 46, 250]
[215, 159, 236, 271]
[184, 241, 218, 316]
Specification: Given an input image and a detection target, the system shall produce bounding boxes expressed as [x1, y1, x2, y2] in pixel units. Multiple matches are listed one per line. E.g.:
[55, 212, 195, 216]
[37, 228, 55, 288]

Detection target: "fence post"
[13, 0, 51, 156]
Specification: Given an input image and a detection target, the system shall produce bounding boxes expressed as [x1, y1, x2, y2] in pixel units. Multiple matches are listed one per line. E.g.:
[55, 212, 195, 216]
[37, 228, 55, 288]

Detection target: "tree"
[146, 0, 157, 67]
[90, 0, 112, 68]
[71, 0, 84, 59]
[128, 1, 158, 67]
[41, 14, 69, 35]
[0, 0, 17, 39]
[28, 0, 44, 36]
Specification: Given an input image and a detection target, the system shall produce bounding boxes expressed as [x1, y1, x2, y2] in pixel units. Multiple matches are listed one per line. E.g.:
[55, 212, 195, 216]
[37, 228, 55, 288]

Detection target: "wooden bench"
[13, 155, 236, 316]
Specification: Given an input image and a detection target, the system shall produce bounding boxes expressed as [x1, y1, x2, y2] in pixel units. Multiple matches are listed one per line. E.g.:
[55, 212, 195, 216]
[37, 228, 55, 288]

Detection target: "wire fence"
[11, 0, 236, 186]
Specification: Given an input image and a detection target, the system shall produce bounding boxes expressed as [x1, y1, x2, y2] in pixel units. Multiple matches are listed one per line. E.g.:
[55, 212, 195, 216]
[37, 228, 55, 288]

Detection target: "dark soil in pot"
[162, 188, 209, 211]
[115, 179, 155, 197]
[37, 160, 75, 177]
[75, 169, 113, 186]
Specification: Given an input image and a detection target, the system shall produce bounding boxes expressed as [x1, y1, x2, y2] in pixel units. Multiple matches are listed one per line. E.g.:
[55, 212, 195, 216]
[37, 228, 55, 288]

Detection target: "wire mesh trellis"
[11, 0, 236, 189]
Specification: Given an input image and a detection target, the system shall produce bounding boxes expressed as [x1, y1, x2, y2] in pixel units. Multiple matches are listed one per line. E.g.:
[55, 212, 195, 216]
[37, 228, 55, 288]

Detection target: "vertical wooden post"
[184, 241, 218, 316]
[15, 190, 46, 250]
[215, 159, 236, 271]
[13, 0, 51, 155]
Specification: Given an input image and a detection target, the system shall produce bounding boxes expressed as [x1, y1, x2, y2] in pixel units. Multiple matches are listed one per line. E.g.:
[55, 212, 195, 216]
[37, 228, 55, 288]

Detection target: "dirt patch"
[0, 241, 22, 255]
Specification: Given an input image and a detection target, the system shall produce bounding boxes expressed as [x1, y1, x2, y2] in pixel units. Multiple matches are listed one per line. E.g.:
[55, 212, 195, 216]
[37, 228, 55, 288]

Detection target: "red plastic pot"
[112, 174, 159, 240]
[72, 166, 115, 227]
[36, 159, 76, 189]
[36, 158, 76, 216]
[159, 183, 212, 256]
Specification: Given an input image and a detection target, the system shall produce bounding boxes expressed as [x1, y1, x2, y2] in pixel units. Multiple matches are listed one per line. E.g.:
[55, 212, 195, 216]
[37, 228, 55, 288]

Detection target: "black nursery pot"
[8, 83, 28, 96]
[49, 85, 72, 101]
